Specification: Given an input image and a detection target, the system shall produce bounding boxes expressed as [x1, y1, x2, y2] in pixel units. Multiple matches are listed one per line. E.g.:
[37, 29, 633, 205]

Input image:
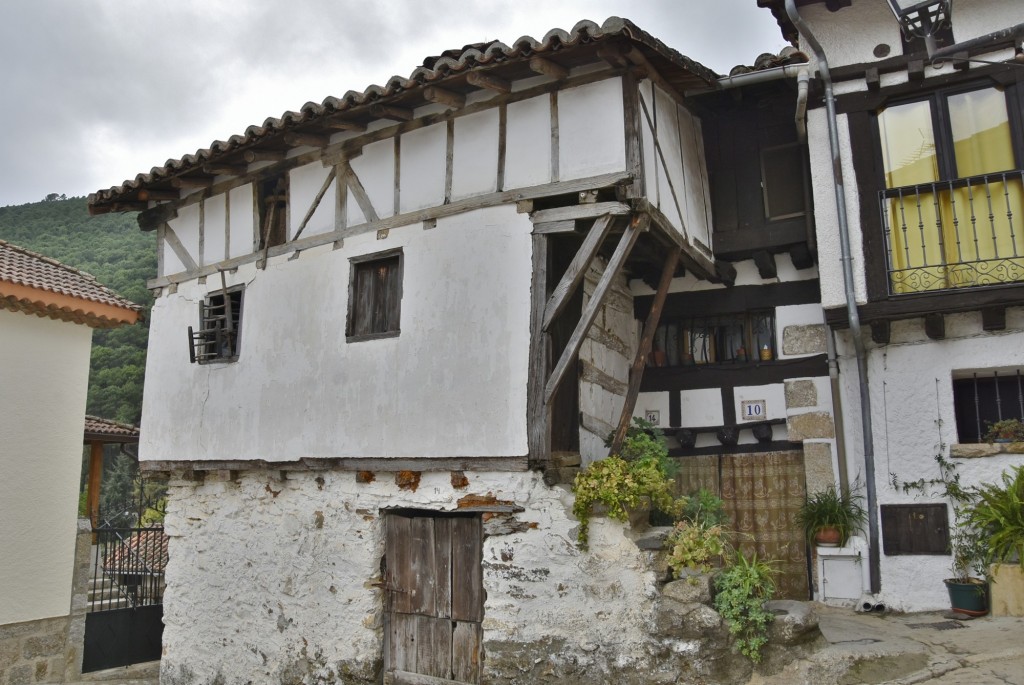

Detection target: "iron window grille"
[952, 370, 1024, 443]
[188, 287, 243, 364]
[347, 248, 403, 342]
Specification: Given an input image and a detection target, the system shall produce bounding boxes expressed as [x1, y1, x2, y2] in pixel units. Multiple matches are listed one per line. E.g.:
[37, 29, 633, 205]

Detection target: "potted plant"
[983, 418, 1024, 443]
[966, 464, 1024, 615]
[944, 525, 991, 616]
[797, 485, 867, 547]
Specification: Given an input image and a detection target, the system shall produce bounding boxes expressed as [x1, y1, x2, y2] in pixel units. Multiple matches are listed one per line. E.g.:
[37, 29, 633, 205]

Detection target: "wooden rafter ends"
[169, 176, 213, 189]
[423, 86, 466, 110]
[529, 56, 568, 80]
[284, 132, 329, 148]
[609, 247, 681, 455]
[541, 213, 616, 332]
[324, 118, 367, 132]
[243, 149, 287, 163]
[467, 71, 511, 93]
[371, 104, 414, 122]
[543, 213, 647, 404]
[203, 163, 247, 176]
[137, 189, 179, 202]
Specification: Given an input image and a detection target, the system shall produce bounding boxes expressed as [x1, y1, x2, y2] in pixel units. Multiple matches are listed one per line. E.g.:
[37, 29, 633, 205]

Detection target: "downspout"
[784, 0, 881, 594]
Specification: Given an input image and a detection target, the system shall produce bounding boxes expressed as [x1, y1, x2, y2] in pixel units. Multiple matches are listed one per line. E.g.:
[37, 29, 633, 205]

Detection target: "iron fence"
[88, 526, 167, 612]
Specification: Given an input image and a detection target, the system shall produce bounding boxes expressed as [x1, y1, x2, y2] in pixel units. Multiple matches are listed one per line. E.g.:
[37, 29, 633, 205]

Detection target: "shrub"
[713, 552, 778, 663]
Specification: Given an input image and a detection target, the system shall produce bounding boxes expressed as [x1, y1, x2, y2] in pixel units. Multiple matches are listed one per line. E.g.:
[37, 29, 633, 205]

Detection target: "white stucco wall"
[159, 469, 662, 684]
[289, 161, 335, 239]
[140, 204, 533, 463]
[0, 309, 92, 625]
[557, 77, 626, 181]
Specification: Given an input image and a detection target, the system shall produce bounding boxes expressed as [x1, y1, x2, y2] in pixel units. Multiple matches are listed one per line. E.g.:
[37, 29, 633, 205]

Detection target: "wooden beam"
[753, 250, 777, 279]
[610, 247, 681, 455]
[423, 86, 466, 109]
[532, 220, 576, 234]
[292, 167, 337, 242]
[530, 201, 630, 223]
[87, 441, 103, 529]
[529, 56, 568, 80]
[141, 455, 530, 474]
[243, 149, 287, 163]
[544, 214, 646, 404]
[203, 163, 247, 176]
[870, 319, 891, 344]
[527, 234, 551, 469]
[323, 118, 367, 132]
[109, 202, 148, 212]
[137, 189, 179, 201]
[542, 213, 616, 331]
[138, 203, 178, 232]
[789, 243, 815, 270]
[169, 175, 213, 189]
[982, 306, 1006, 331]
[715, 260, 737, 287]
[924, 312, 945, 340]
[370, 104, 414, 121]
[466, 71, 511, 94]
[597, 43, 630, 69]
[163, 225, 199, 271]
[284, 132, 329, 148]
[338, 160, 379, 222]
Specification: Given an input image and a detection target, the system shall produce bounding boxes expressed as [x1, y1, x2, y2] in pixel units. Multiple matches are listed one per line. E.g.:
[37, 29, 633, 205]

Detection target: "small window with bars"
[648, 311, 776, 367]
[347, 249, 403, 342]
[953, 370, 1024, 443]
[188, 288, 243, 364]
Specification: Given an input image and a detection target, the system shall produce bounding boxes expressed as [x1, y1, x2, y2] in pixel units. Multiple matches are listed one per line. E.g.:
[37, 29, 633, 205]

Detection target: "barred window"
[952, 370, 1024, 443]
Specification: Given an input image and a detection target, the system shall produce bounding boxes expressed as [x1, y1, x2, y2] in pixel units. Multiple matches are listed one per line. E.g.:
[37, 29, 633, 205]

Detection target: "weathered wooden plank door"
[384, 512, 483, 685]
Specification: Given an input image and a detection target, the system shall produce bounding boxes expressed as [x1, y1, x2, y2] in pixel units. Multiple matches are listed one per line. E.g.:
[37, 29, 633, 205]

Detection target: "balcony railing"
[880, 170, 1024, 294]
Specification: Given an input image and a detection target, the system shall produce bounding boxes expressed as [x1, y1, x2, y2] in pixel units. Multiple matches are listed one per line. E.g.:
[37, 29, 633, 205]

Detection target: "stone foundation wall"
[0, 615, 70, 685]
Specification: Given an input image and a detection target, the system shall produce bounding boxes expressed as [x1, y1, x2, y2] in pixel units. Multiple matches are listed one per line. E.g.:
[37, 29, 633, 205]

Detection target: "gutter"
[784, 0, 881, 595]
[707, 62, 812, 144]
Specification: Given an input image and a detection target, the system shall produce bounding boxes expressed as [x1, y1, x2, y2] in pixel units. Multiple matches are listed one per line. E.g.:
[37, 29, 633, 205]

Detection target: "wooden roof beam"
[203, 163, 247, 176]
[323, 118, 367, 132]
[243, 149, 287, 163]
[137, 189, 180, 201]
[370, 104, 414, 121]
[423, 86, 466, 109]
[466, 71, 511, 94]
[529, 56, 569, 81]
[283, 132, 330, 148]
[170, 175, 213, 189]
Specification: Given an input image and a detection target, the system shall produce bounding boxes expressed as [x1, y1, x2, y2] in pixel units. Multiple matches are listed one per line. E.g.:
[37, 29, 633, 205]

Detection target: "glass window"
[948, 88, 1014, 177]
[878, 99, 939, 188]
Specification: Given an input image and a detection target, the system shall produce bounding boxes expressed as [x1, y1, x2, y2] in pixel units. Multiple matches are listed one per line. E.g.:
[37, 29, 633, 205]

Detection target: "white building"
[86, 5, 1024, 683]
[0, 240, 141, 681]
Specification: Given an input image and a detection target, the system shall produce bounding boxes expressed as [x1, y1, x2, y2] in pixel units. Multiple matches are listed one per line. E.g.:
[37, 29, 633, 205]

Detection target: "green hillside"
[0, 197, 155, 425]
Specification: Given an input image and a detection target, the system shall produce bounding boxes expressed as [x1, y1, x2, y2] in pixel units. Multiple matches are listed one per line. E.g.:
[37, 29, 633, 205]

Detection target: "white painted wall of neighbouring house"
[140, 204, 533, 463]
[0, 309, 92, 625]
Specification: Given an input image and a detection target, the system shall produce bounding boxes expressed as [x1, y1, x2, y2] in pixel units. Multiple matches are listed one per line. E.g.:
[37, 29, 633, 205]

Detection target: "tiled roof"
[103, 528, 169, 574]
[88, 17, 719, 212]
[727, 46, 809, 77]
[0, 239, 142, 328]
[85, 415, 140, 442]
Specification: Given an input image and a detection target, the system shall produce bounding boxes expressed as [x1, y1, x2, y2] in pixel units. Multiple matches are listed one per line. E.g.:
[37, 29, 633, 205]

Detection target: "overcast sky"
[0, 1, 787, 208]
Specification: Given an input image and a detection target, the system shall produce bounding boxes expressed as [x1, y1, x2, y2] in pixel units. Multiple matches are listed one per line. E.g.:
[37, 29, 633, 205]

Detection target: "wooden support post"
[87, 441, 103, 529]
[527, 235, 551, 469]
[544, 214, 646, 404]
[609, 247, 680, 455]
[542, 213, 615, 331]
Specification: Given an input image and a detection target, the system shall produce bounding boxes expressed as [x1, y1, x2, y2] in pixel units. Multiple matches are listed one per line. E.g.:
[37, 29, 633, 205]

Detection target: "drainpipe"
[826, 328, 850, 495]
[784, 0, 881, 595]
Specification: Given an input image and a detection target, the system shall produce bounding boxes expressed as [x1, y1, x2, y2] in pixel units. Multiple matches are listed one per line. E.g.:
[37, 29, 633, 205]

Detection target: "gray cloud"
[0, 0, 785, 207]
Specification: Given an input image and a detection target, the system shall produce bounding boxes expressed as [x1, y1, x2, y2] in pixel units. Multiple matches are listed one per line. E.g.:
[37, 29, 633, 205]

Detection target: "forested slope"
[0, 197, 154, 425]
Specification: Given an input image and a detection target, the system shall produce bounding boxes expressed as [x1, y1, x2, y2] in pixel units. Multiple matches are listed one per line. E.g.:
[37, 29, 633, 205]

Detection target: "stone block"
[654, 598, 724, 640]
[788, 411, 835, 441]
[803, 441, 836, 495]
[785, 379, 818, 408]
[783, 324, 827, 356]
[7, 663, 32, 685]
[632, 527, 670, 551]
[0, 640, 19, 672]
[765, 600, 820, 644]
[662, 574, 714, 605]
[22, 633, 63, 660]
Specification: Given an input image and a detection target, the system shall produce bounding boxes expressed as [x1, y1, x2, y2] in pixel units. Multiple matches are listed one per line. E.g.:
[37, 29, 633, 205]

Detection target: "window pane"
[879, 100, 939, 188]
[948, 88, 1014, 177]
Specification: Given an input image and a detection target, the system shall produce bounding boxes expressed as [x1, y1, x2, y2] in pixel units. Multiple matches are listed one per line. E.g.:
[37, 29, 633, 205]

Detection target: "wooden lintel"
[924, 312, 945, 340]
[139, 455, 530, 474]
[370, 104, 414, 121]
[323, 118, 367, 132]
[532, 220, 577, 235]
[203, 164, 247, 176]
[283, 132, 329, 148]
[169, 176, 213, 189]
[752, 250, 777, 280]
[530, 201, 630, 223]
[529, 56, 568, 80]
[137, 189, 180, 202]
[466, 71, 511, 94]
[542, 213, 616, 331]
[610, 247, 681, 455]
[243, 149, 287, 163]
[423, 86, 466, 109]
[544, 214, 646, 404]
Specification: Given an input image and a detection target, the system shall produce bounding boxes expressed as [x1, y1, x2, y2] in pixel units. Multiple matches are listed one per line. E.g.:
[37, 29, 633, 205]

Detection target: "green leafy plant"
[966, 464, 1024, 570]
[797, 485, 867, 547]
[983, 418, 1024, 443]
[680, 488, 729, 529]
[665, 521, 729, 577]
[713, 551, 778, 663]
[574, 418, 683, 548]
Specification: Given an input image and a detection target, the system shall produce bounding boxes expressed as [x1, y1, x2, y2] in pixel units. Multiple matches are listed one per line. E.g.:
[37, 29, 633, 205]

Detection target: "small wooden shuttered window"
[347, 248, 403, 341]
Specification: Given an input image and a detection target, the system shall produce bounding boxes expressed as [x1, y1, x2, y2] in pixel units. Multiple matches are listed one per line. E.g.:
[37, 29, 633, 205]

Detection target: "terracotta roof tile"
[103, 528, 169, 574]
[85, 415, 140, 442]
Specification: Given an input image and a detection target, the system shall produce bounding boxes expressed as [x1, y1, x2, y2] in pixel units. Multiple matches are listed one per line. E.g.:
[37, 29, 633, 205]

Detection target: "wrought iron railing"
[880, 169, 1024, 294]
[89, 527, 167, 612]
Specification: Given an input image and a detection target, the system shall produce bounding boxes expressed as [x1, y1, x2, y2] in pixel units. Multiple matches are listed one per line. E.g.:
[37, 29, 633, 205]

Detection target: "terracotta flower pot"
[814, 526, 842, 547]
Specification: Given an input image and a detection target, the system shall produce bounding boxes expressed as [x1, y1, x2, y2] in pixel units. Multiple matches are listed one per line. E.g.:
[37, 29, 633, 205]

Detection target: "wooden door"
[384, 512, 483, 685]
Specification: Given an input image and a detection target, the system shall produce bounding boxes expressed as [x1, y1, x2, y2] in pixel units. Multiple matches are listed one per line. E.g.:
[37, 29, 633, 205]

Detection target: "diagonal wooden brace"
[542, 213, 616, 332]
